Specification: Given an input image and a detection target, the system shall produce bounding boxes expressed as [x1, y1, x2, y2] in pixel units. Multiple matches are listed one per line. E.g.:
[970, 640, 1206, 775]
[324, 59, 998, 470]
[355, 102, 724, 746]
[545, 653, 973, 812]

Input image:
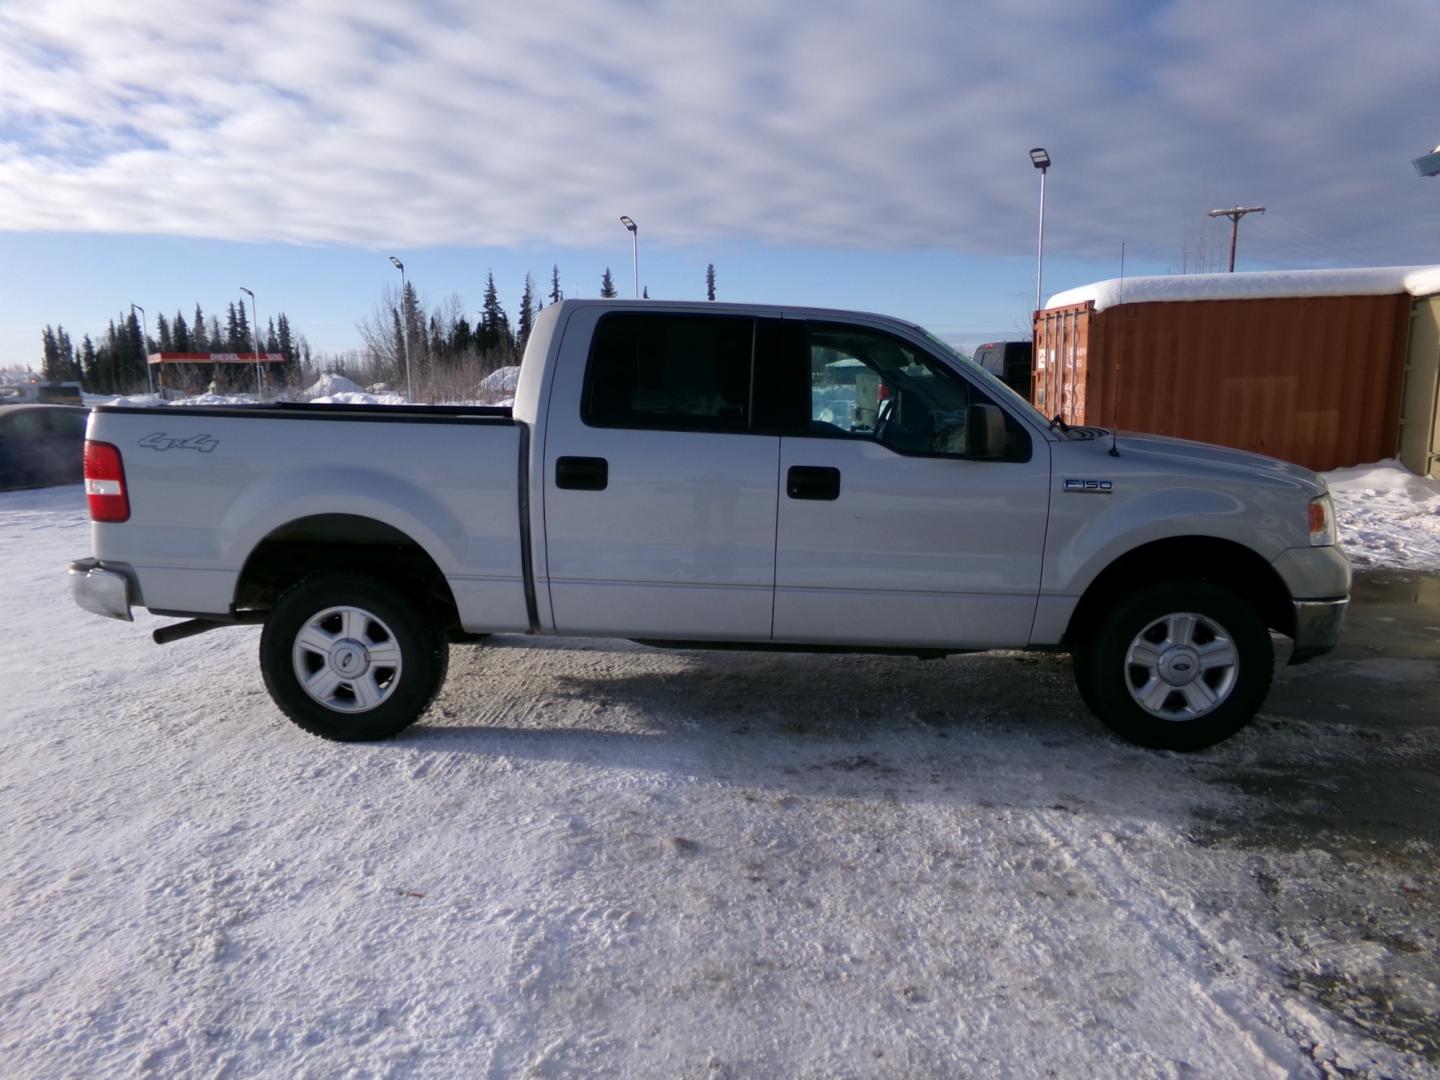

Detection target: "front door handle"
[555, 456, 608, 491]
[786, 465, 841, 501]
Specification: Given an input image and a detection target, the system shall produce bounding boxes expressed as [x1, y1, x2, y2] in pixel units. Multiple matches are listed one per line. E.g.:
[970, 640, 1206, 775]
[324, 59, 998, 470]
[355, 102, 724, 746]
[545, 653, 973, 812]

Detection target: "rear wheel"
[1073, 580, 1272, 751]
[260, 572, 448, 741]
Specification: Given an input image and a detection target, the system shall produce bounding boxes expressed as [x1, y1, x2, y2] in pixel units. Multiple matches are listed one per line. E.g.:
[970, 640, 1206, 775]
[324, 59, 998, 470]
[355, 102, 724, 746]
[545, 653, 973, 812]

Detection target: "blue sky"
[1, 0, 1437, 367]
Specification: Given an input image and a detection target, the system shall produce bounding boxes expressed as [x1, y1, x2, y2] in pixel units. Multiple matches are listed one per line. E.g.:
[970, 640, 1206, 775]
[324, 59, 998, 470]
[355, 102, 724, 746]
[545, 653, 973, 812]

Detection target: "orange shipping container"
[1032, 267, 1440, 472]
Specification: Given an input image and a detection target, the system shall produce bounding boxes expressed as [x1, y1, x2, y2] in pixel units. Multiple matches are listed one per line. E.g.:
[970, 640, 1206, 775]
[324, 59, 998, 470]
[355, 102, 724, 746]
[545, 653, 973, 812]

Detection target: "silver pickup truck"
[70, 299, 1350, 750]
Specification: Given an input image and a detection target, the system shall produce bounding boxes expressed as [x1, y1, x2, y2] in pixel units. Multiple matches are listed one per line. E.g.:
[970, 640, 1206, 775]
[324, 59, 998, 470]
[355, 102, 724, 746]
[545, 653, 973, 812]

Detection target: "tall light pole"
[389, 256, 413, 400]
[1208, 206, 1266, 272]
[620, 215, 639, 298]
[239, 287, 265, 397]
[130, 303, 154, 397]
[1029, 148, 1051, 311]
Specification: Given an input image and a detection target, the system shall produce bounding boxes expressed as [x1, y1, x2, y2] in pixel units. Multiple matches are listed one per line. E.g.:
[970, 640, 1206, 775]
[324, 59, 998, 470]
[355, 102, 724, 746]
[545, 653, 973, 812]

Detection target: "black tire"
[260, 572, 449, 741]
[1073, 579, 1272, 751]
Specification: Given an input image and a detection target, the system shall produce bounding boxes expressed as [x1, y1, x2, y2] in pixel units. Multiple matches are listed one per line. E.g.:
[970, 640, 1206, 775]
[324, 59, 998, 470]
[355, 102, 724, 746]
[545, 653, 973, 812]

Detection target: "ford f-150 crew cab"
[69, 299, 1351, 750]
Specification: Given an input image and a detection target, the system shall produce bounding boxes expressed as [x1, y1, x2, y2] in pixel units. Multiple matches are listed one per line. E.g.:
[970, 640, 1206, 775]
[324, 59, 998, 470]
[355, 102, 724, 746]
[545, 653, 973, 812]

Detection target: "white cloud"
[0, 0, 1436, 265]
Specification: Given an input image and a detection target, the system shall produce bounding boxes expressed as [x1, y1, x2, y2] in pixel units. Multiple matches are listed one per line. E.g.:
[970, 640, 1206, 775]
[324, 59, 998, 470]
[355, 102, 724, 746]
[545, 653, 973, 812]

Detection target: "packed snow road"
[4, 486, 1438, 1078]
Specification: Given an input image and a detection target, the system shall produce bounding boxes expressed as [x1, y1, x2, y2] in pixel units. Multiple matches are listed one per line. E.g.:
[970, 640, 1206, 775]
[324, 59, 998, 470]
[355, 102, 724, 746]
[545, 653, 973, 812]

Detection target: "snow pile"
[1323, 459, 1440, 569]
[171, 392, 260, 407]
[82, 392, 168, 407]
[305, 372, 364, 398]
[479, 366, 521, 393]
[1047, 265, 1440, 313]
[310, 390, 408, 406]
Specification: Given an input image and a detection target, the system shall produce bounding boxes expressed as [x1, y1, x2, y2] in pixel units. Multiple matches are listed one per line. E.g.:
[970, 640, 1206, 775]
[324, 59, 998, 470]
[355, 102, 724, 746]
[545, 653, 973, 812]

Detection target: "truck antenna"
[1109, 244, 1123, 457]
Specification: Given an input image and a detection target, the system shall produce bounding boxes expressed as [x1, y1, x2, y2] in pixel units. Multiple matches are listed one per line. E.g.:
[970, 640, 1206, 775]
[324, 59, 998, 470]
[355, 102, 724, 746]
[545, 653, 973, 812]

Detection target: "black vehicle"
[0, 404, 87, 490]
[971, 341, 1033, 399]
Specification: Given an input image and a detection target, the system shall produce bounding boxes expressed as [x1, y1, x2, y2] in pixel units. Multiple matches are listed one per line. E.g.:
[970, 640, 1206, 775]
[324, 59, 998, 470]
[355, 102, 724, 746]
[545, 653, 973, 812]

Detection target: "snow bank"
[171, 392, 260, 406]
[1047, 265, 1440, 313]
[479, 366, 521, 393]
[306, 372, 364, 398]
[82, 392, 168, 407]
[310, 390, 409, 405]
[1323, 459, 1440, 569]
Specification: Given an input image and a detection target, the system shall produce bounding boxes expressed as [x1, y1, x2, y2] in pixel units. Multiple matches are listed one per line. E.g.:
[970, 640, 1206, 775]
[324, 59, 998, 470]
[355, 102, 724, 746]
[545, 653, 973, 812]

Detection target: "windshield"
[918, 327, 1045, 419]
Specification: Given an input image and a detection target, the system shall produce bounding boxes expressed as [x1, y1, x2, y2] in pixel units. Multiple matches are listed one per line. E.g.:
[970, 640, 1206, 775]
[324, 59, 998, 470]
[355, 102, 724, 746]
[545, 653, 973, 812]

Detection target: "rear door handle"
[555, 456, 608, 491]
[786, 465, 841, 501]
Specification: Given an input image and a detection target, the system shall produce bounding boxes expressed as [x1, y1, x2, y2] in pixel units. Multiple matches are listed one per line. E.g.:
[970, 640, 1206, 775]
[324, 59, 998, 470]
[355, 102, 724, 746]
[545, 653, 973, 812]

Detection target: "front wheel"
[1073, 580, 1273, 751]
[260, 572, 449, 741]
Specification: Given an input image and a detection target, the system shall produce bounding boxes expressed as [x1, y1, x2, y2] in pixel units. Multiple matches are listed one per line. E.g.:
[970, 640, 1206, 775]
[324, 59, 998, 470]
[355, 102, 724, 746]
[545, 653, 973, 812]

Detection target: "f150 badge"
[1064, 478, 1112, 493]
[139, 432, 220, 454]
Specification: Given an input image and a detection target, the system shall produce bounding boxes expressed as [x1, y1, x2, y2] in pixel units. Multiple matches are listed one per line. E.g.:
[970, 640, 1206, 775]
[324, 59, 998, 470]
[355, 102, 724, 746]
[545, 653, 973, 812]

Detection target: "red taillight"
[84, 440, 130, 523]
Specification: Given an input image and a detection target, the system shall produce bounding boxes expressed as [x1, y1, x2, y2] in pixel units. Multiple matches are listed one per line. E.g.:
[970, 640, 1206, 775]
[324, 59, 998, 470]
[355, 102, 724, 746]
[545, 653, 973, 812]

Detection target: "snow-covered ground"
[4, 486, 1439, 1078]
[1323, 459, 1440, 570]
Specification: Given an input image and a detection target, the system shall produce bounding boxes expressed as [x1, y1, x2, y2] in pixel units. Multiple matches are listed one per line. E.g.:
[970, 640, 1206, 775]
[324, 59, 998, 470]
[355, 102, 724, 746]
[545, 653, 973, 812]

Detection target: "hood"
[1078, 430, 1327, 496]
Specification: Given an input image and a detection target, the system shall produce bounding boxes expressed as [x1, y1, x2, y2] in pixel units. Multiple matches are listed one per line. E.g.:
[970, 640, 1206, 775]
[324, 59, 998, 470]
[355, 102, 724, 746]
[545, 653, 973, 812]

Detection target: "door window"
[805, 322, 1029, 460]
[582, 313, 754, 433]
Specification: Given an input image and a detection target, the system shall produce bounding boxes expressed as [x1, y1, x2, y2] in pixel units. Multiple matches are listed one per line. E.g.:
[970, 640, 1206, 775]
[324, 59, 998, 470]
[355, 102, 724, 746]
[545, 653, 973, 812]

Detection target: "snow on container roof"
[1045, 265, 1440, 313]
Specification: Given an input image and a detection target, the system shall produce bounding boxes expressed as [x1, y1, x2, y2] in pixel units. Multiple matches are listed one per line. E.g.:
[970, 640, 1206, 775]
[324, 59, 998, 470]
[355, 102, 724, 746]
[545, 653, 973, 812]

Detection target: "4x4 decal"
[139, 432, 220, 454]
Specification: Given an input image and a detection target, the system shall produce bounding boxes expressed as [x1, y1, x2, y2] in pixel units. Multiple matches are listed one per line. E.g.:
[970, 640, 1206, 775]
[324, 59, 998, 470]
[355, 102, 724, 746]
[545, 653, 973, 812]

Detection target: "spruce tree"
[401, 281, 426, 375]
[234, 299, 251, 353]
[549, 264, 563, 305]
[192, 305, 209, 351]
[80, 335, 98, 391]
[125, 310, 145, 389]
[479, 271, 512, 358]
[517, 274, 536, 356]
[277, 313, 294, 363]
[706, 263, 716, 301]
[156, 313, 173, 352]
[41, 326, 60, 381]
[600, 268, 617, 298]
[173, 311, 191, 352]
[209, 316, 223, 351]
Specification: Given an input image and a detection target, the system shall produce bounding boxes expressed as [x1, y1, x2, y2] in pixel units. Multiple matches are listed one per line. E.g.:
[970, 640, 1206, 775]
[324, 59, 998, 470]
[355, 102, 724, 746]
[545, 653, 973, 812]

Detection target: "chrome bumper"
[1288, 597, 1347, 664]
[68, 558, 133, 622]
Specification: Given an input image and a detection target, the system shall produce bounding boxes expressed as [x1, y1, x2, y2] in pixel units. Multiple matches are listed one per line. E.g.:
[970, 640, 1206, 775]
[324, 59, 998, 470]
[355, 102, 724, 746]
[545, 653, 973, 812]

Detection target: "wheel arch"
[235, 513, 460, 630]
[1064, 536, 1294, 648]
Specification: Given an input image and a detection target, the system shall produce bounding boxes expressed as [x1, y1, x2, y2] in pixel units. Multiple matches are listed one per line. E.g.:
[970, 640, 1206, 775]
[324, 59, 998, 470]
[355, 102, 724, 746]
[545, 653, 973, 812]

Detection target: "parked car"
[972, 341, 1033, 398]
[69, 300, 1349, 751]
[0, 404, 87, 490]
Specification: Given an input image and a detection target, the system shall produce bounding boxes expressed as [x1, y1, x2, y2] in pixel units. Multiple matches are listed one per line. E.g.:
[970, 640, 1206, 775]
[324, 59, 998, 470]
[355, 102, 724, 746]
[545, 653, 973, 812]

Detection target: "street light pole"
[1207, 206, 1266, 272]
[239, 287, 265, 397]
[130, 303, 154, 397]
[620, 216, 639, 298]
[1029, 148, 1051, 311]
[389, 256, 414, 400]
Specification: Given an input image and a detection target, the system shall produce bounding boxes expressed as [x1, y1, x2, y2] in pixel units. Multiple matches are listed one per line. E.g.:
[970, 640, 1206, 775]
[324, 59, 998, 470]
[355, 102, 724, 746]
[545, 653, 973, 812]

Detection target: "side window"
[44, 410, 87, 436]
[583, 313, 754, 433]
[806, 322, 1029, 460]
[1, 411, 47, 439]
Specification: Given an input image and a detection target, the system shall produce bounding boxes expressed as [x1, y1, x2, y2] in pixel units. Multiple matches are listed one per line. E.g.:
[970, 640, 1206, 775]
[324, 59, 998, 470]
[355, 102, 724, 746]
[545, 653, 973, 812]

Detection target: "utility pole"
[1207, 206, 1265, 272]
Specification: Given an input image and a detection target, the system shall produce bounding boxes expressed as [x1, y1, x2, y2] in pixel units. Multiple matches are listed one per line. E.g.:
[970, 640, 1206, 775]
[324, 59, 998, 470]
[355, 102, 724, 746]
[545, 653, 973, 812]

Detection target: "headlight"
[1308, 493, 1337, 547]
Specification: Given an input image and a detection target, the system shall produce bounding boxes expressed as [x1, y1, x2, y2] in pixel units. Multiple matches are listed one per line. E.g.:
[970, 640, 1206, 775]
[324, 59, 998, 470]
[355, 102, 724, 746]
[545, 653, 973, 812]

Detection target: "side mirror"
[964, 403, 1007, 459]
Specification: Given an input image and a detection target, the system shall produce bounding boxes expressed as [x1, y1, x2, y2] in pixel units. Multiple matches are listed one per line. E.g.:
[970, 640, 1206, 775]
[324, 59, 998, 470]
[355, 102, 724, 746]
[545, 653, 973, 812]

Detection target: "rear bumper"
[68, 558, 133, 622]
[1288, 597, 1347, 664]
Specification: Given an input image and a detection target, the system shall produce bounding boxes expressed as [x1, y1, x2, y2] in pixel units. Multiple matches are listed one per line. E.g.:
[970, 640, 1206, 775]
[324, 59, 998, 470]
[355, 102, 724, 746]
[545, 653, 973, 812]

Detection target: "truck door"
[541, 308, 782, 639]
[773, 319, 1050, 648]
